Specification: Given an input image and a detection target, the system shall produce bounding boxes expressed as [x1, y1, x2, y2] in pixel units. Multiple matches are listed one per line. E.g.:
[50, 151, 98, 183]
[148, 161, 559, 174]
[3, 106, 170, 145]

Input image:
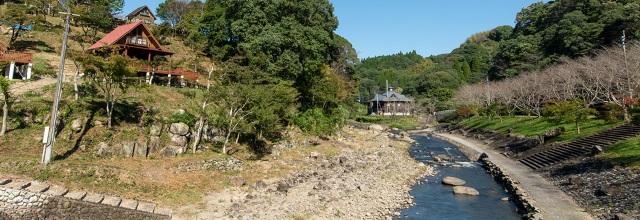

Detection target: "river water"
[396, 134, 521, 220]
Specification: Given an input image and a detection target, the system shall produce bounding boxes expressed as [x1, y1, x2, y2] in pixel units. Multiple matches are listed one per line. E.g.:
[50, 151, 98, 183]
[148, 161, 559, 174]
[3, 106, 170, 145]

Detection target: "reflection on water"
[397, 134, 520, 220]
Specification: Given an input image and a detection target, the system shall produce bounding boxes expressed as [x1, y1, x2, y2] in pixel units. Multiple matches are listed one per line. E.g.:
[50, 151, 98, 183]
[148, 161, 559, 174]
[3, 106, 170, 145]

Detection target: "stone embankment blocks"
[0, 176, 171, 219]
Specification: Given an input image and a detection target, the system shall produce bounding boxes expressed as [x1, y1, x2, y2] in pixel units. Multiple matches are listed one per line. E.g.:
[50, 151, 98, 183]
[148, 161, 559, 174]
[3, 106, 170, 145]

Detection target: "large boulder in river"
[453, 186, 479, 196]
[442, 176, 466, 186]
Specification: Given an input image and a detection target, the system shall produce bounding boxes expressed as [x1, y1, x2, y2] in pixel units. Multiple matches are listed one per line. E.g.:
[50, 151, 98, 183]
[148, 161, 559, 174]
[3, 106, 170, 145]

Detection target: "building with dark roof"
[126, 5, 156, 25]
[368, 87, 415, 116]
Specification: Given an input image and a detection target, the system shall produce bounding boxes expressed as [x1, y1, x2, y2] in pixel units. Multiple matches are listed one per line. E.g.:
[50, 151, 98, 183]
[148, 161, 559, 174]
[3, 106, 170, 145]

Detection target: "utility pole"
[41, 1, 78, 164]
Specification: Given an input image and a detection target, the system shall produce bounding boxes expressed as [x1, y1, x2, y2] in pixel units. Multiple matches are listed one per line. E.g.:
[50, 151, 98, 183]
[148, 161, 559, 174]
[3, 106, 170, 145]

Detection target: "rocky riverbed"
[540, 158, 640, 220]
[173, 127, 435, 220]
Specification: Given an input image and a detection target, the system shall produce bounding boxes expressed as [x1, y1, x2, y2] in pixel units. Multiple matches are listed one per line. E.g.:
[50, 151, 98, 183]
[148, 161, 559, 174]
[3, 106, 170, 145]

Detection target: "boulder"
[310, 152, 323, 159]
[368, 124, 384, 131]
[96, 142, 111, 157]
[121, 142, 135, 157]
[148, 136, 162, 154]
[442, 176, 466, 186]
[149, 124, 163, 136]
[568, 177, 583, 186]
[170, 134, 188, 146]
[71, 118, 83, 133]
[592, 145, 604, 156]
[399, 131, 409, 138]
[135, 142, 148, 157]
[452, 186, 479, 196]
[229, 176, 246, 187]
[169, 122, 190, 136]
[160, 146, 181, 157]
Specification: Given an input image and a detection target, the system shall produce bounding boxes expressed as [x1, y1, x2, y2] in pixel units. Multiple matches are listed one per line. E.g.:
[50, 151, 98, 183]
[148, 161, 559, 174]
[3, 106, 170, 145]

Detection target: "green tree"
[0, 74, 11, 136]
[543, 99, 597, 134]
[80, 50, 138, 128]
[2, 3, 29, 48]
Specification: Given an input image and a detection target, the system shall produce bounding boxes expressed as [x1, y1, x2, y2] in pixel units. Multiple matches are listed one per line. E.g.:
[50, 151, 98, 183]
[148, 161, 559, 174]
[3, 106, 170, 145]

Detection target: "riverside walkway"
[425, 130, 594, 220]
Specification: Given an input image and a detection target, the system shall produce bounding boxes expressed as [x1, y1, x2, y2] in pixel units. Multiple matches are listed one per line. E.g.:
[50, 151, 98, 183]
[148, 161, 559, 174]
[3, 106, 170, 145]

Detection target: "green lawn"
[599, 136, 640, 168]
[458, 116, 639, 168]
[458, 116, 621, 143]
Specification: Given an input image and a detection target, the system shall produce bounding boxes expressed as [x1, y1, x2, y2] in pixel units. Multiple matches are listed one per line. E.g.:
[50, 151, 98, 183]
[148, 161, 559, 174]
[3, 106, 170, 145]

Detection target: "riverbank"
[173, 127, 435, 219]
[413, 128, 594, 220]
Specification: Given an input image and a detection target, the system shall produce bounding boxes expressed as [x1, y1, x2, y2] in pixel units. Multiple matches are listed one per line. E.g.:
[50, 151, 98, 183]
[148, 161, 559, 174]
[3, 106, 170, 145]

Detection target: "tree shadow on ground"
[54, 100, 101, 161]
[10, 40, 55, 53]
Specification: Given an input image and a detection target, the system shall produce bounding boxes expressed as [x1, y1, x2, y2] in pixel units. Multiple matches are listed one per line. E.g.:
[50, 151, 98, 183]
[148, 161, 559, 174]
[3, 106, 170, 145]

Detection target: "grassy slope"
[458, 116, 639, 167]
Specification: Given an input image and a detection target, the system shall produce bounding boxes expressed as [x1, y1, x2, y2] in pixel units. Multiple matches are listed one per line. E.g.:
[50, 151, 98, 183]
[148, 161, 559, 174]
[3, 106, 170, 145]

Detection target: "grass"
[458, 116, 622, 143]
[458, 115, 639, 168]
[599, 136, 640, 168]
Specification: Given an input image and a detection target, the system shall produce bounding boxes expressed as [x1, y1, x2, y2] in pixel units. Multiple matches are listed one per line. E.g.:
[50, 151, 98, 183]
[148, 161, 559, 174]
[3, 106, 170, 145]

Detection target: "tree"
[0, 75, 11, 136]
[157, 0, 193, 28]
[543, 99, 597, 134]
[2, 3, 29, 49]
[80, 50, 137, 128]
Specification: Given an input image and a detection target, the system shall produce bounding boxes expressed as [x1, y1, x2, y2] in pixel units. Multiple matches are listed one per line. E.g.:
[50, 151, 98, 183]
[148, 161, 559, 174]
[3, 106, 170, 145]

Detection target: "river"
[396, 134, 521, 220]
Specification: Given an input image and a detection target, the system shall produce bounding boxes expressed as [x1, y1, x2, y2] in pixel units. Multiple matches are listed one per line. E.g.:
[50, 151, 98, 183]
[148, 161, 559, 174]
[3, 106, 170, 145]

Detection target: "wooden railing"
[0, 51, 33, 64]
[129, 63, 200, 80]
[0, 41, 33, 64]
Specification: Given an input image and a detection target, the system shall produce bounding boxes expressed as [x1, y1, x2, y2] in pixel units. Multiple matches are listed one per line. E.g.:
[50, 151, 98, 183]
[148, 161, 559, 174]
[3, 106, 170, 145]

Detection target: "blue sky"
[122, 0, 543, 59]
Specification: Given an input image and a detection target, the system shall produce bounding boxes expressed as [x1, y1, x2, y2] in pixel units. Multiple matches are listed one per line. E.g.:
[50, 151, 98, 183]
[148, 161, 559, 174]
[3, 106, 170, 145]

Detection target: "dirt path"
[431, 131, 594, 220]
[9, 77, 58, 96]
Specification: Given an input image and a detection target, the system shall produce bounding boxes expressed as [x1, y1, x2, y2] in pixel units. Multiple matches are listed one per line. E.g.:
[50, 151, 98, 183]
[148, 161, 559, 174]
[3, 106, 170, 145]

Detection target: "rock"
[310, 152, 323, 159]
[357, 184, 369, 191]
[229, 176, 246, 187]
[368, 124, 384, 131]
[276, 183, 290, 194]
[399, 131, 409, 138]
[71, 118, 83, 133]
[135, 142, 148, 157]
[160, 146, 180, 157]
[452, 186, 479, 196]
[148, 136, 162, 154]
[597, 186, 622, 197]
[149, 124, 163, 136]
[501, 197, 509, 201]
[97, 142, 111, 157]
[170, 134, 188, 146]
[568, 177, 582, 186]
[614, 213, 634, 220]
[121, 142, 135, 157]
[251, 180, 267, 190]
[442, 176, 466, 186]
[94, 120, 104, 127]
[515, 135, 526, 141]
[591, 145, 604, 156]
[169, 122, 190, 136]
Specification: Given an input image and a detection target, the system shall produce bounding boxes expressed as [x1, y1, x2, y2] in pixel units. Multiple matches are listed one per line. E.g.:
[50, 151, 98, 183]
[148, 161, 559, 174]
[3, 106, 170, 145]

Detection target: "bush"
[169, 110, 196, 127]
[294, 108, 342, 135]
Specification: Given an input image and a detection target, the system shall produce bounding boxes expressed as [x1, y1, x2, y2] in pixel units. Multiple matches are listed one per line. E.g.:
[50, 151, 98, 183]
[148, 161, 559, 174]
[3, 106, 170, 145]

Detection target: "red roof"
[88, 22, 168, 53]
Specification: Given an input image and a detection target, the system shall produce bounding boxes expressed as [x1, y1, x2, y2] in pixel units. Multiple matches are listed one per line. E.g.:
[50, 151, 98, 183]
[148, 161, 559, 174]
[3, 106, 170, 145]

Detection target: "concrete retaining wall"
[0, 178, 171, 220]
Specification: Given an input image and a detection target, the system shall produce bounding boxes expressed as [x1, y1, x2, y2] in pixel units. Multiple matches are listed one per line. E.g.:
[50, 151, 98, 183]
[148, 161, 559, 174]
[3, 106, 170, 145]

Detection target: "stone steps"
[519, 124, 640, 170]
[0, 177, 171, 219]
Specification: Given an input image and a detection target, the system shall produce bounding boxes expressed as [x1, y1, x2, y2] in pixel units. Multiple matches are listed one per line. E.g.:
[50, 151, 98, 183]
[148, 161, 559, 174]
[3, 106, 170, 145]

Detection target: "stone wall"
[0, 178, 171, 220]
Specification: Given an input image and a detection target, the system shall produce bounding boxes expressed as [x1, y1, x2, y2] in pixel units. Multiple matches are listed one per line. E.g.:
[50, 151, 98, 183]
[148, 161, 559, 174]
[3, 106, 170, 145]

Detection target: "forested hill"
[357, 0, 640, 109]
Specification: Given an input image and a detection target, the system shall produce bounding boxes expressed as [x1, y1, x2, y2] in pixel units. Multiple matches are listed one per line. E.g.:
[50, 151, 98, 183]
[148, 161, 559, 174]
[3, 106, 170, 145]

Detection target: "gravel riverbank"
[173, 128, 435, 220]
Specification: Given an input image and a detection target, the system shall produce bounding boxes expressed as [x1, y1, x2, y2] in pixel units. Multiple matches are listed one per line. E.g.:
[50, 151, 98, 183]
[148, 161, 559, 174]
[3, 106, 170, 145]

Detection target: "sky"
[122, 0, 543, 59]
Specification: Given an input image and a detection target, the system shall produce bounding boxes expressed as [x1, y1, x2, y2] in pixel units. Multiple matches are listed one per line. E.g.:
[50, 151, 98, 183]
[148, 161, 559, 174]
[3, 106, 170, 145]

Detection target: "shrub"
[169, 110, 196, 127]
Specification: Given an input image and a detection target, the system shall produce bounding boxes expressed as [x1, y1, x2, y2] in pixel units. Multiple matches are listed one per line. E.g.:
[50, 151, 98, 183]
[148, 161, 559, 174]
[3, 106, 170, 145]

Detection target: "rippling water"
[396, 134, 521, 220]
